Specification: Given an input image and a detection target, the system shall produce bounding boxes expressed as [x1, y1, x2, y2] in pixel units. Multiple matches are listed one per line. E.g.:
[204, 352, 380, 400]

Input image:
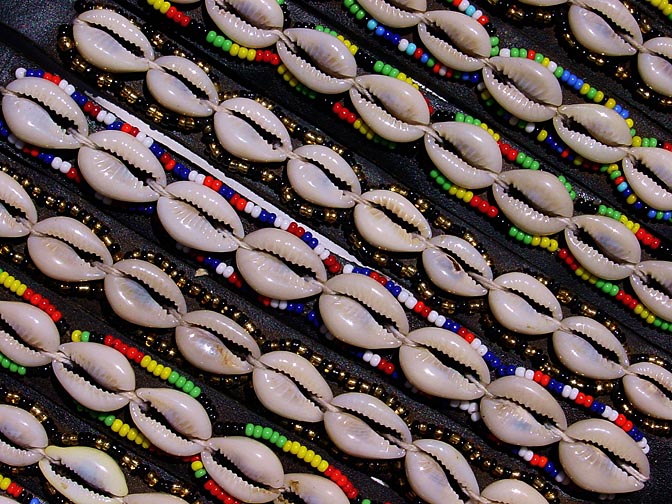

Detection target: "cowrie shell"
[638, 37, 672, 97]
[0, 169, 37, 238]
[281, 473, 349, 504]
[622, 147, 672, 211]
[630, 260, 672, 322]
[623, 361, 672, 420]
[0, 301, 60, 367]
[480, 479, 548, 504]
[0, 404, 48, 467]
[205, 0, 284, 49]
[356, 0, 426, 28]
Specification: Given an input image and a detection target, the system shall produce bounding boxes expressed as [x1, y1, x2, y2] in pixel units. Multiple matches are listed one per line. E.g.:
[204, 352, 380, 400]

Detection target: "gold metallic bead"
[304, 132, 324, 145]
[372, 385, 384, 397]
[261, 170, 276, 183]
[579, 303, 598, 318]
[414, 198, 430, 213]
[172, 483, 190, 498]
[70, 56, 89, 73]
[145, 472, 159, 487]
[324, 209, 338, 224]
[346, 378, 358, 390]
[58, 36, 74, 51]
[280, 116, 297, 133]
[372, 251, 388, 266]
[587, 53, 606, 66]
[5, 392, 20, 404]
[388, 184, 407, 196]
[562, 32, 576, 47]
[614, 66, 630, 80]
[95, 438, 110, 451]
[150, 33, 167, 49]
[29, 406, 48, 423]
[506, 5, 525, 21]
[441, 300, 456, 314]
[448, 433, 461, 445]
[147, 105, 164, 123]
[433, 214, 452, 231]
[556, 288, 573, 304]
[61, 434, 78, 446]
[178, 116, 196, 130]
[299, 204, 314, 218]
[637, 86, 652, 100]
[120, 86, 140, 104]
[400, 264, 417, 278]
[96, 73, 114, 89]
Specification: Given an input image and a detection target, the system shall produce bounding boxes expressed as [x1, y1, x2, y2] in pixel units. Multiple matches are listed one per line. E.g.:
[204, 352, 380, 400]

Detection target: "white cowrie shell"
[399, 327, 490, 400]
[287, 144, 361, 208]
[425, 122, 501, 190]
[568, 0, 642, 57]
[124, 494, 190, 504]
[480, 375, 567, 447]
[630, 260, 672, 322]
[638, 37, 672, 97]
[130, 388, 212, 456]
[319, 273, 409, 349]
[236, 228, 326, 300]
[53, 342, 135, 412]
[488, 272, 563, 335]
[0, 404, 48, 467]
[517, 0, 567, 5]
[205, 0, 284, 49]
[27, 216, 113, 282]
[482, 57, 562, 122]
[215, 97, 291, 162]
[41, 446, 129, 500]
[2, 77, 88, 149]
[146, 56, 219, 117]
[277, 28, 357, 95]
[203, 436, 284, 503]
[622, 147, 672, 211]
[623, 361, 672, 420]
[480, 479, 548, 504]
[0, 301, 60, 367]
[405, 438, 479, 504]
[565, 215, 641, 280]
[422, 234, 492, 297]
[418, 11, 491, 72]
[559, 419, 649, 493]
[493, 170, 574, 235]
[354, 189, 431, 252]
[253, 351, 333, 422]
[350, 75, 430, 142]
[0, 169, 37, 238]
[325, 392, 411, 459]
[73, 9, 154, 72]
[280, 473, 349, 504]
[553, 104, 632, 164]
[356, 0, 426, 28]
[78, 130, 166, 203]
[157, 181, 244, 252]
[552, 316, 629, 380]
[104, 259, 187, 328]
[176, 310, 260, 375]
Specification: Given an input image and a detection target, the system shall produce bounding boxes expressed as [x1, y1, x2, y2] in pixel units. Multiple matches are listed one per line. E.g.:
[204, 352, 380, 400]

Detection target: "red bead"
[270, 54, 280, 65]
[323, 466, 334, 477]
[413, 301, 425, 313]
[540, 374, 550, 386]
[530, 454, 540, 466]
[336, 475, 348, 487]
[643, 234, 653, 246]
[651, 237, 661, 249]
[287, 222, 298, 233]
[421, 306, 431, 318]
[413, 48, 423, 59]
[22, 288, 33, 300]
[432, 63, 441, 74]
[104, 335, 114, 346]
[383, 362, 395, 375]
[159, 153, 171, 165]
[575, 392, 585, 405]
[38, 298, 50, 310]
[211, 179, 223, 192]
[615, 414, 626, 427]
[478, 15, 489, 24]
[30, 293, 42, 305]
[166, 6, 177, 18]
[628, 299, 639, 310]
[203, 175, 214, 187]
[487, 206, 499, 218]
[338, 108, 349, 120]
[127, 347, 138, 360]
[134, 352, 144, 364]
[255, 50, 264, 62]
[7, 483, 21, 497]
[623, 420, 634, 432]
[558, 248, 568, 259]
[229, 194, 240, 206]
[527, 50, 536, 60]
[615, 290, 625, 300]
[614, 176, 625, 185]
[51, 311, 62, 322]
[346, 112, 357, 124]
[635, 228, 646, 240]
[342, 482, 354, 492]
[120, 123, 133, 133]
[295, 226, 305, 238]
[369, 272, 379, 282]
[83, 101, 93, 113]
[329, 468, 341, 481]
[506, 149, 518, 162]
[174, 12, 183, 22]
[346, 489, 359, 499]
[622, 294, 633, 305]
[30, 148, 39, 157]
[538, 456, 548, 468]
[164, 159, 176, 171]
[204, 480, 215, 491]
[470, 195, 481, 207]
[180, 15, 191, 27]
[328, 263, 342, 274]
[45, 306, 55, 315]
[583, 395, 594, 408]
[235, 197, 247, 211]
[130, 127, 140, 137]
[91, 105, 102, 117]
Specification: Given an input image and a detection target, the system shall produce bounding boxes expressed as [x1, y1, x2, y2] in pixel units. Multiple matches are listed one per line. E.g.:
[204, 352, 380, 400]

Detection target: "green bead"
[515, 231, 525, 241]
[206, 31, 217, 43]
[213, 35, 225, 48]
[442, 181, 452, 191]
[473, 118, 481, 126]
[518, 49, 527, 59]
[373, 61, 384, 73]
[343, 0, 354, 6]
[490, 37, 499, 46]
[381, 63, 392, 75]
[656, 211, 664, 220]
[510, 48, 519, 58]
[194, 469, 207, 478]
[598, 204, 607, 215]
[80, 331, 90, 342]
[362, 500, 371, 504]
[175, 376, 187, 388]
[605, 207, 614, 217]
[189, 386, 201, 398]
[662, 322, 670, 331]
[349, 4, 360, 14]
[262, 427, 273, 440]
[609, 170, 622, 180]
[17, 366, 26, 376]
[569, 191, 576, 200]
[522, 157, 533, 168]
[168, 371, 179, 384]
[564, 182, 572, 192]
[534, 53, 543, 63]
[600, 164, 609, 172]
[245, 423, 255, 436]
[586, 87, 597, 100]
[253, 425, 263, 438]
[270, 431, 280, 444]
[630, 128, 636, 137]
[1, 358, 9, 369]
[516, 152, 526, 164]
[104, 415, 115, 427]
[182, 380, 194, 393]
[222, 39, 233, 52]
[654, 318, 662, 327]
[355, 9, 366, 19]
[465, 115, 474, 124]
[612, 211, 621, 220]
[315, 25, 324, 31]
[554, 66, 564, 78]
[650, 138, 658, 147]
[609, 285, 619, 296]
[426, 57, 435, 67]
[276, 435, 288, 447]
[530, 161, 540, 170]
[523, 234, 532, 245]
[429, 169, 439, 179]
[9, 363, 17, 373]
[558, 175, 566, 183]
[455, 112, 465, 122]
[490, 46, 499, 57]
[509, 226, 519, 237]
[595, 280, 605, 289]
[601, 281, 613, 293]
[435, 175, 446, 185]
[389, 68, 400, 78]
[642, 137, 650, 148]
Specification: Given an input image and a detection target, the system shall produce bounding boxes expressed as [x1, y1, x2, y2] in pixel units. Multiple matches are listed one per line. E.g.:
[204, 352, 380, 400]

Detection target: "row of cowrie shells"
[0, 298, 351, 504]
[65, 5, 672, 215]
[1, 67, 668, 434]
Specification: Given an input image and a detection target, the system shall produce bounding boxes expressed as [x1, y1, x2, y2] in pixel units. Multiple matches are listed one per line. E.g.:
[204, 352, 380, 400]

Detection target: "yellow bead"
[397, 72, 407, 81]
[640, 308, 649, 319]
[297, 446, 308, 459]
[632, 223, 640, 233]
[349, 44, 358, 55]
[651, 0, 661, 5]
[619, 215, 628, 224]
[111, 419, 123, 432]
[318, 460, 329, 472]
[310, 454, 322, 467]
[479, 91, 491, 101]
[540, 237, 550, 249]
[574, 267, 584, 276]
[547, 240, 558, 252]
[463, 191, 473, 203]
[626, 195, 637, 205]
[140, 355, 152, 368]
[632, 136, 642, 147]
[634, 304, 644, 315]
[353, 119, 362, 129]
[646, 314, 656, 324]
[542, 57, 550, 67]
[581, 272, 591, 281]
[152, 363, 164, 376]
[625, 118, 634, 128]
[282, 440, 292, 452]
[141, 440, 150, 449]
[160, 1, 171, 13]
[3, 276, 14, 288]
[359, 124, 369, 134]
[146, 360, 158, 373]
[573, 156, 583, 166]
[230, 44, 240, 57]
[593, 90, 604, 103]
[16, 284, 27, 296]
[664, 4, 672, 15]
[0, 477, 11, 490]
[290, 441, 301, 455]
[277, 65, 286, 75]
[492, 133, 500, 141]
[448, 185, 458, 195]
[282, 72, 291, 82]
[531, 236, 541, 247]
[0, 272, 8, 284]
[607, 164, 619, 173]
[605, 98, 616, 109]
[588, 275, 598, 284]
[119, 423, 130, 437]
[455, 188, 466, 200]
[536, 129, 548, 142]
[136, 434, 145, 445]
[9, 279, 20, 292]
[365, 131, 374, 140]
[289, 78, 298, 87]
[303, 449, 314, 463]
[161, 366, 172, 381]
[247, 49, 256, 61]
[71, 330, 82, 342]
[238, 47, 248, 60]
[661, 0, 670, 8]
[343, 39, 351, 48]
[127, 428, 138, 442]
[192, 461, 204, 471]
[579, 83, 590, 95]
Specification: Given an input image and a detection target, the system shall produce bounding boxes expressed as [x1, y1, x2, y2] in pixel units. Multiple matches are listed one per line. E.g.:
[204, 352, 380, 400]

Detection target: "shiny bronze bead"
[145, 471, 159, 487]
[441, 300, 456, 314]
[178, 116, 196, 130]
[304, 132, 324, 145]
[579, 303, 598, 318]
[414, 198, 430, 213]
[400, 264, 417, 278]
[147, 104, 165, 123]
[70, 56, 89, 73]
[61, 434, 78, 446]
[614, 66, 630, 80]
[150, 33, 167, 49]
[58, 36, 74, 51]
[120, 86, 140, 104]
[372, 251, 388, 266]
[637, 84, 652, 100]
[389, 184, 407, 197]
[299, 204, 314, 218]
[506, 5, 525, 21]
[587, 53, 606, 66]
[346, 377, 358, 390]
[261, 170, 276, 183]
[121, 453, 141, 471]
[281, 116, 297, 133]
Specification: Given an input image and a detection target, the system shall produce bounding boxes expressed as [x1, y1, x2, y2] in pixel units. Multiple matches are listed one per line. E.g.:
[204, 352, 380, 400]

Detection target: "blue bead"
[573, 78, 584, 90]
[26, 69, 36, 77]
[366, 19, 378, 30]
[470, 73, 480, 83]
[268, 213, 276, 224]
[295, 303, 304, 313]
[309, 238, 318, 248]
[614, 104, 622, 112]
[664, 211, 672, 221]
[545, 461, 555, 472]
[506, 365, 516, 375]
[0, 127, 8, 137]
[385, 280, 395, 291]
[384, 30, 392, 40]
[362, 268, 371, 275]
[548, 379, 557, 391]
[31, 499, 41, 504]
[620, 109, 629, 119]
[302, 231, 312, 242]
[622, 188, 632, 196]
[567, 75, 577, 86]
[111, 121, 124, 130]
[420, 54, 429, 64]
[258, 209, 268, 222]
[461, 72, 470, 81]
[392, 371, 400, 379]
[375, 26, 385, 36]
[150, 143, 165, 157]
[392, 286, 402, 296]
[391, 34, 400, 44]
[43, 153, 54, 163]
[484, 351, 494, 362]
[496, 366, 507, 377]
[631, 428, 644, 442]
[466, 5, 476, 15]
[490, 356, 501, 368]
[307, 311, 316, 321]
[634, 201, 643, 210]
[405, 43, 416, 56]
[648, 209, 657, 218]
[561, 69, 571, 81]
[448, 322, 460, 332]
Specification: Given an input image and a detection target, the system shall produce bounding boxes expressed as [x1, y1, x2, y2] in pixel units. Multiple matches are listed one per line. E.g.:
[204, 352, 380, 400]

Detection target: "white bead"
[602, 405, 613, 419]
[223, 266, 234, 278]
[314, 244, 325, 255]
[562, 385, 571, 398]
[523, 450, 534, 462]
[14, 138, 24, 150]
[508, 116, 519, 126]
[477, 345, 487, 356]
[458, 0, 469, 11]
[404, 296, 417, 309]
[438, 66, 447, 76]
[435, 315, 446, 327]
[103, 113, 116, 125]
[449, 400, 460, 408]
[555, 472, 566, 483]
[642, 444, 650, 455]
[525, 122, 536, 133]
[427, 310, 438, 323]
[215, 263, 226, 275]
[270, 299, 279, 308]
[370, 354, 381, 367]
[470, 338, 481, 349]
[608, 410, 619, 422]
[343, 264, 354, 274]
[251, 205, 262, 218]
[472, 9, 482, 18]
[476, 82, 486, 91]
[58, 79, 69, 90]
[278, 300, 287, 310]
[398, 290, 409, 303]
[15, 68, 26, 79]
[398, 39, 409, 52]
[524, 369, 535, 380]
[569, 388, 579, 401]
[499, 48, 511, 58]
[515, 366, 526, 377]
[51, 156, 63, 169]
[195, 173, 206, 184]
[470, 412, 481, 422]
[187, 170, 196, 181]
[96, 110, 107, 122]
[467, 402, 478, 414]
[547, 61, 558, 73]
[60, 161, 71, 174]
[244, 201, 254, 213]
[280, 219, 290, 231]
[518, 447, 528, 457]
[459, 401, 470, 411]
[135, 131, 146, 142]
[363, 351, 373, 363]
[273, 216, 284, 228]
[65, 84, 75, 95]
[319, 249, 330, 260]
[142, 136, 154, 148]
